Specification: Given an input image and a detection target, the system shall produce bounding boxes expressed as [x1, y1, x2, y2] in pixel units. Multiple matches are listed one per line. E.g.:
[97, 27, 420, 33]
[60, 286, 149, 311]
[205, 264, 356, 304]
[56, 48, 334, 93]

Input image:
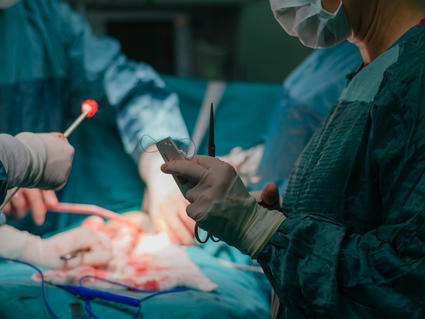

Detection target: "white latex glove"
[139, 146, 195, 245]
[0, 225, 112, 269]
[161, 156, 286, 258]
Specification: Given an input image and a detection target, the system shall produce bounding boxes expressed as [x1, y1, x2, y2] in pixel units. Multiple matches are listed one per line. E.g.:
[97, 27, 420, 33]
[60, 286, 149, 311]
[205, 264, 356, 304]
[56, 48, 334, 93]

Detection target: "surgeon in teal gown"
[160, 0, 425, 318]
[0, 0, 190, 235]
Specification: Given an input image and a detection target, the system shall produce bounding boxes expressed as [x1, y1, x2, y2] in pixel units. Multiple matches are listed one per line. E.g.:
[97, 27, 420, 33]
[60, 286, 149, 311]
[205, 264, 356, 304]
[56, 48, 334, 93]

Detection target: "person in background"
[253, 40, 361, 194]
[0, 0, 192, 243]
[0, 132, 112, 269]
[162, 0, 425, 317]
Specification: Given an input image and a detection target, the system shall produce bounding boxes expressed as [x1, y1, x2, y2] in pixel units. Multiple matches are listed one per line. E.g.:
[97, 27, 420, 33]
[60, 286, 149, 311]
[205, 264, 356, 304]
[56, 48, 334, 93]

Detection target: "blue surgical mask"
[0, 0, 20, 8]
[270, 0, 352, 48]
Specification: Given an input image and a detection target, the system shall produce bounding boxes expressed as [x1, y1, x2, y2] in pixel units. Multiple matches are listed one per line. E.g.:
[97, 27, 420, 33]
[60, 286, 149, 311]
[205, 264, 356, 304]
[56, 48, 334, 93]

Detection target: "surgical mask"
[0, 0, 20, 8]
[270, 0, 351, 48]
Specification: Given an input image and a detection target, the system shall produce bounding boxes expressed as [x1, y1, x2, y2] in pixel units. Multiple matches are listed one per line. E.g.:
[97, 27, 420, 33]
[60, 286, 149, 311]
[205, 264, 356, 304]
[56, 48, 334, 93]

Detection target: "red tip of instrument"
[81, 99, 98, 118]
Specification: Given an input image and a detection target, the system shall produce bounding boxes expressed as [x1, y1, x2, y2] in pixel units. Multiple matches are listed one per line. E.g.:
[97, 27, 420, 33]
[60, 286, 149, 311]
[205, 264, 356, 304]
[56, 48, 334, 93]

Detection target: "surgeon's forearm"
[138, 145, 177, 202]
[0, 133, 46, 189]
[0, 134, 29, 188]
[138, 145, 162, 184]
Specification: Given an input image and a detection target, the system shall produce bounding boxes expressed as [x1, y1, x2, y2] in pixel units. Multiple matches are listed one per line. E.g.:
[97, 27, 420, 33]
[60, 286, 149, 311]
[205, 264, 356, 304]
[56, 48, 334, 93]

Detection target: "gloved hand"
[161, 156, 286, 258]
[0, 132, 74, 225]
[0, 225, 112, 269]
[16, 132, 74, 190]
[0, 132, 74, 190]
[139, 146, 195, 245]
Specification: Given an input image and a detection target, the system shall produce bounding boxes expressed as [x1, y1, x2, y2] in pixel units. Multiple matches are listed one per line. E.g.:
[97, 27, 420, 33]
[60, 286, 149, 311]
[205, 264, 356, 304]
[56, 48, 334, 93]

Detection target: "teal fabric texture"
[57, 75, 280, 228]
[0, 0, 189, 161]
[0, 75, 278, 318]
[258, 25, 425, 318]
[163, 75, 281, 156]
[0, 0, 188, 232]
[0, 243, 271, 319]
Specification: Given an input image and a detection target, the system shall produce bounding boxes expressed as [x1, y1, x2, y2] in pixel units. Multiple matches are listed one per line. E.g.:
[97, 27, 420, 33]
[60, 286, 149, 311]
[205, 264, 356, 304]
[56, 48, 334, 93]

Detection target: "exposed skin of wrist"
[339, 0, 425, 65]
[250, 183, 281, 210]
[321, 0, 341, 13]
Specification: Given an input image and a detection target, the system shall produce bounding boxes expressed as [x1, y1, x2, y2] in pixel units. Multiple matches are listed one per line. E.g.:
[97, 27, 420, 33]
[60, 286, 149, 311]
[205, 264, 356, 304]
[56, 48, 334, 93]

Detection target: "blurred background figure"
[0, 0, 190, 237]
[58, 0, 312, 82]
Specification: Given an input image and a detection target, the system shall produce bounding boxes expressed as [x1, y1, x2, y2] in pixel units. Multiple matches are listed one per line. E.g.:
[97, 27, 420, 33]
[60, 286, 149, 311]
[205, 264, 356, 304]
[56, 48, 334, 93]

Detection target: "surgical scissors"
[194, 103, 219, 244]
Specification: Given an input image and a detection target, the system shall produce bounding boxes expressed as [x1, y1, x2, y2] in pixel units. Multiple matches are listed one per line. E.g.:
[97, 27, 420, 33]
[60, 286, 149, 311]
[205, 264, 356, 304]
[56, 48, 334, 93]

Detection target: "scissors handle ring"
[210, 235, 220, 242]
[194, 223, 219, 244]
[194, 223, 209, 244]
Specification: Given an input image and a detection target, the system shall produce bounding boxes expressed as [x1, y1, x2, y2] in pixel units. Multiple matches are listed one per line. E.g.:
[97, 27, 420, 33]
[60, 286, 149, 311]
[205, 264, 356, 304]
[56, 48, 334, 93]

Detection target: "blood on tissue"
[78, 268, 108, 283]
[82, 216, 105, 232]
[135, 280, 159, 291]
[127, 258, 163, 274]
[82, 216, 143, 249]
[127, 260, 149, 274]
[92, 268, 108, 279]
[52, 269, 68, 279]
[35, 269, 67, 281]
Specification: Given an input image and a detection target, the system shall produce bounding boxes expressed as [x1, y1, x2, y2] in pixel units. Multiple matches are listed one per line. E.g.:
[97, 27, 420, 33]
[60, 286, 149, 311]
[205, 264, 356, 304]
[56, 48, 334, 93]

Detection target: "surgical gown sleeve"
[257, 67, 425, 317]
[57, 2, 189, 161]
[0, 161, 7, 204]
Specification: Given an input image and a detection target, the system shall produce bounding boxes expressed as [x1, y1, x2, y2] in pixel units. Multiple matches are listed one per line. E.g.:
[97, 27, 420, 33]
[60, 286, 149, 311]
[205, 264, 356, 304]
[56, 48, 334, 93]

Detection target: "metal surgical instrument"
[194, 104, 220, 244]
[0, 100, 98, 225]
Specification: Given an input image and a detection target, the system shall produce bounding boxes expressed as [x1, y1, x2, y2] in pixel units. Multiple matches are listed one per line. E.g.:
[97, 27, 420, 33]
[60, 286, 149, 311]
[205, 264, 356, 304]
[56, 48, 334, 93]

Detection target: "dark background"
[66, 0, 312, 83]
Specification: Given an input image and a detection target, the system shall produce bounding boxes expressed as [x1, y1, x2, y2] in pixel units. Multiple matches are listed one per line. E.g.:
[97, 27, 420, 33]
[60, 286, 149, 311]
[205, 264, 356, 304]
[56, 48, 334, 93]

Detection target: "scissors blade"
[208, 103, 215, 157]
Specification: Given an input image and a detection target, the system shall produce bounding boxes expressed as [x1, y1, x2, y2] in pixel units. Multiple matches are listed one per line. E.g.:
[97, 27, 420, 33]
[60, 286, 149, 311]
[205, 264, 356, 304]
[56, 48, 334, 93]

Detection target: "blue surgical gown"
[258, 25, 425, 318]
[0, 0, 189, 162]
[255, 41, 362, 193]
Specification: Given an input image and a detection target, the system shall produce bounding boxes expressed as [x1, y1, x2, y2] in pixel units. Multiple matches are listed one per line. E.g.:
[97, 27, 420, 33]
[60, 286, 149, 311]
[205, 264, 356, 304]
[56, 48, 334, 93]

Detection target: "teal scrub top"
[258, 25, 425, 318]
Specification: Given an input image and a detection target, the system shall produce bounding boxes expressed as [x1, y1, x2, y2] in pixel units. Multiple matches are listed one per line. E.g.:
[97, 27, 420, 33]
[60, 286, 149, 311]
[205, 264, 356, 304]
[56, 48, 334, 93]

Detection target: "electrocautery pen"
[0, 100, 98, 224]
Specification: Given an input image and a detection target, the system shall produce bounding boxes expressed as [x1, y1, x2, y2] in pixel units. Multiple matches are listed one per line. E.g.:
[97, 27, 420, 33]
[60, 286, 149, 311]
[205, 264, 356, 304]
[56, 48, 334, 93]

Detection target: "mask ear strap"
[271, 0, 312, 11]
